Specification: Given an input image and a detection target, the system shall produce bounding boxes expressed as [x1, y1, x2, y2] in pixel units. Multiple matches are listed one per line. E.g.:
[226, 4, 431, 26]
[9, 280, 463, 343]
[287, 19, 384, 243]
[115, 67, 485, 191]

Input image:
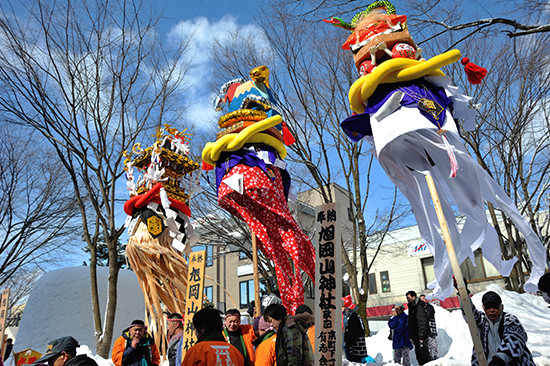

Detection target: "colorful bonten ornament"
[327, 1, 547, 299]
[123, 125, 200, 348]
[203, 65, 315, 314]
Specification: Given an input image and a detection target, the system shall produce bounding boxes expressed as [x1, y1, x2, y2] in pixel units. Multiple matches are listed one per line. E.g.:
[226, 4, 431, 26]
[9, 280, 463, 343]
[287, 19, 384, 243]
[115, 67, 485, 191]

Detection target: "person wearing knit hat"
[111, 320, 160, 366]
[463, 290, 535, 365]
[252, 317, 276, 366]
[252, 316, 262, 338]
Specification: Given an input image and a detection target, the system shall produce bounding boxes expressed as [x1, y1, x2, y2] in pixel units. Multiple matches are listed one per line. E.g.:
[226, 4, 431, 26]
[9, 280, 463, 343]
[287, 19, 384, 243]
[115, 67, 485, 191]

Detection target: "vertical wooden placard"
[181, 250, 206, 358]
[0, 289, 10, 356]
[314, 203, 343, 366]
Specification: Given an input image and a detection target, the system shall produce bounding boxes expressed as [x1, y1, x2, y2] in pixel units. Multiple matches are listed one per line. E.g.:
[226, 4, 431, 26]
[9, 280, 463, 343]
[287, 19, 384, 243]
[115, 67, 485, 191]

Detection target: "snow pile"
[77, 345, 114, 366]
[358, 284, 550, 365]
[14, 267, 145, 356]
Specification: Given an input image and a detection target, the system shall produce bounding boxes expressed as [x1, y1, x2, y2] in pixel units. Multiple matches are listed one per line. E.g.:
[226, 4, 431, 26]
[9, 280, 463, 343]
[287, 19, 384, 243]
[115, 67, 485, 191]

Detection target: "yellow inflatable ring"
[202, 115, 286, 166]
[349, 49, 462, 114]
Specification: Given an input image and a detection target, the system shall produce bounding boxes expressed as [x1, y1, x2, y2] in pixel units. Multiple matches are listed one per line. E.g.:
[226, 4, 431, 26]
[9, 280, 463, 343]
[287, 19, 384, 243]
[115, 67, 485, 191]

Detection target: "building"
[193, 183, 508, 330]
[191, 184, 352, 315]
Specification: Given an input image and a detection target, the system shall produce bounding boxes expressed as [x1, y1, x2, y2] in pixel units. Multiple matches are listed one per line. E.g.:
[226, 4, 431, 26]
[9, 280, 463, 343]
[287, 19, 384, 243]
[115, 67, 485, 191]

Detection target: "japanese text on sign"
[181, 250, 206, 359]
[14, 349, 42, 366]
[314, 203, 342, 366]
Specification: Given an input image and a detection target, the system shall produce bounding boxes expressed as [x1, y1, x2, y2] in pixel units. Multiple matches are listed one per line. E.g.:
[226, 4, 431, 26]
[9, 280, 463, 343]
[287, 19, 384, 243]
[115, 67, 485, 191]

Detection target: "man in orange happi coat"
[182, 308, 244, 366]
[223, 309, 255, 366]
[253, 317, 276, 366]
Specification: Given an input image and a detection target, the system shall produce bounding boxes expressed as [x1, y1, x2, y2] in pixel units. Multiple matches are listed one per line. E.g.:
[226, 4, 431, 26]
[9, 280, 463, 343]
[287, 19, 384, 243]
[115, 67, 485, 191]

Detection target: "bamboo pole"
[425, 174, 488, 366]
[252, 234, 262, 317]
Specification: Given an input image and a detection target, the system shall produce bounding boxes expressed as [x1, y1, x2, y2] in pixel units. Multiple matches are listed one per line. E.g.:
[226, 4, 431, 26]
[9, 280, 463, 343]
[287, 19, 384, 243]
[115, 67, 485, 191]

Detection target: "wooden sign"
[13, 349, 42, 366]
[314, 203, 343, 366]
[180, 250, 207, 358]
[0, 289, 10, 357]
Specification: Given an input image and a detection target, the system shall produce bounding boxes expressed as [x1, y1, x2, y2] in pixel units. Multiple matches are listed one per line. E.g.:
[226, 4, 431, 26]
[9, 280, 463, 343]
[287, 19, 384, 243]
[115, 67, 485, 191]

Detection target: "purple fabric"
[341, 79, 453, 142]
[215, 145, 291, 197]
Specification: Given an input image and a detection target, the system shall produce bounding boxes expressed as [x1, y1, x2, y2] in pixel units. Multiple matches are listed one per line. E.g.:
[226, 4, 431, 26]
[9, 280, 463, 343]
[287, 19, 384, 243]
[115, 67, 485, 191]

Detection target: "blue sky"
[156, 0, 259, 26]
[154, 0, 267, 131]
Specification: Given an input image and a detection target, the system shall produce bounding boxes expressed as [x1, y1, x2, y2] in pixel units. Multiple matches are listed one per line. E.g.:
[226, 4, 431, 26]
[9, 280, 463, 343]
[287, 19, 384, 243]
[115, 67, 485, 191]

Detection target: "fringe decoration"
[202, 161, 214, 170]
[461, 57, 487, 85]
[126, 223, 189, 356]
[441, 134, 458, 178]
[160, 187, 171, 211]
[282, 121, 296, 145]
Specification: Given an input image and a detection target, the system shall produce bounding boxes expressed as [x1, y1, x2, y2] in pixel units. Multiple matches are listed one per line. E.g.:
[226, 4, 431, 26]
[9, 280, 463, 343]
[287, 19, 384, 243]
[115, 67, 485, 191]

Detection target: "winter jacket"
[408, 298, 430, 341]
[223, 325, 255, 366]
[182, 332, 244, 366]
[167, 331, 183, 366]
[344, 312, 369, 362]
[388, 312, 413, 350]
[470, 307, 535, 366]
[307, 324, 315, 353]
[274, 313, 314, 366]
[111, 328, 160, 366]
[254, 332, 277, 366]
[66, 355, 98, 366]
[423, 302, 438, 337]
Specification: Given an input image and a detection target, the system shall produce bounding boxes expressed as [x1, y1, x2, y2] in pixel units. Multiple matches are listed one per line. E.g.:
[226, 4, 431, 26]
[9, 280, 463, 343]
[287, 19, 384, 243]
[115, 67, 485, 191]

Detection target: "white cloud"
[166, 16, 270, 131]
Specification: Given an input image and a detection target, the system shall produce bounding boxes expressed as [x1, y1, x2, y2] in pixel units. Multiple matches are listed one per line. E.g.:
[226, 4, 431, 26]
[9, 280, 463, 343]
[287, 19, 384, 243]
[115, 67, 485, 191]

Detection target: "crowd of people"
[179, 302, 315, 366]
[28, 273, 550, 366]
[387, 290, 438, 366]
[385, 285, 539, 366]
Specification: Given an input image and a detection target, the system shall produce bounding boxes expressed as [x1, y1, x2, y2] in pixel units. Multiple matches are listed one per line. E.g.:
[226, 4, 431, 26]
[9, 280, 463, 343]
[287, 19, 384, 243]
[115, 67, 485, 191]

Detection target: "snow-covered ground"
[14, 268, 550, 365]
[357, 284, 550, 365]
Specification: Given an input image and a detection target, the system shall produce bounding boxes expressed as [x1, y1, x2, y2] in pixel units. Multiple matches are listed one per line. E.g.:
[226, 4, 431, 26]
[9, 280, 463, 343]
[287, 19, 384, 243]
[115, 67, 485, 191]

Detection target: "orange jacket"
[254, 333, 276, 366]
[223, 325, 255, 365]
[182, 341, 244, 366]
[307, 324, 315, 353]
[111, 331, 160, 366]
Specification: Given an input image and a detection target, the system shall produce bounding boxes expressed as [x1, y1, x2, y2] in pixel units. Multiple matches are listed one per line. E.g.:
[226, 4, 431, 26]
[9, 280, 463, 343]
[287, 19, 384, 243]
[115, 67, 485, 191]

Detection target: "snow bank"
[360, 284, 550, 365]
[14, 267, 145, 356]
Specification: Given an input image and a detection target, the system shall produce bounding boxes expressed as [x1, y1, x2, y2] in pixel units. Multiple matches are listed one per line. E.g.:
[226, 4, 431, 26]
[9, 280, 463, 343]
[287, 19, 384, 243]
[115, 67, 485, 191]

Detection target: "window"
[380, 271, 391, 292]
[192, 245, 213, 266]
[347, 207, 354, 222]
[305, 278, 315, 299]
[421, 250, 500, 289]
[239, 251, 248, 260]
[421, 257, 435, 288]
[239, 279, 267, 308]
[368, 273, 377, 294]
[239, 280, 254, 309]
[460, 249, 501, 281]
[204, 286, 213, 302]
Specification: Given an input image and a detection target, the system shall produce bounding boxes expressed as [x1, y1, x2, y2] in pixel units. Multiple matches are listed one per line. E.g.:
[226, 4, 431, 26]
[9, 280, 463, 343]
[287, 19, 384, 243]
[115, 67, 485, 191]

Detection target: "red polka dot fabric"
[218, 164, 316, 314]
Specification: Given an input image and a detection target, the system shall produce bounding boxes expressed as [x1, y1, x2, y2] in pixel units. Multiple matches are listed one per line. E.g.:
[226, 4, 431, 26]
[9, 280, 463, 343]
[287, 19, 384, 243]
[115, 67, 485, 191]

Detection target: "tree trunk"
[89, 246, 103, 352]
[96, 254, 121, 358]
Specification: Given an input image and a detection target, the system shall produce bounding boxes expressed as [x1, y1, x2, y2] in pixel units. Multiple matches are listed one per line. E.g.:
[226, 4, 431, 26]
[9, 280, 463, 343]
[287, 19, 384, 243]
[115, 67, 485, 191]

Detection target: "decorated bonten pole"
[202, 65, 316, 315]
[327, 0, 546, 364]
[122, 125, 201, 354]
